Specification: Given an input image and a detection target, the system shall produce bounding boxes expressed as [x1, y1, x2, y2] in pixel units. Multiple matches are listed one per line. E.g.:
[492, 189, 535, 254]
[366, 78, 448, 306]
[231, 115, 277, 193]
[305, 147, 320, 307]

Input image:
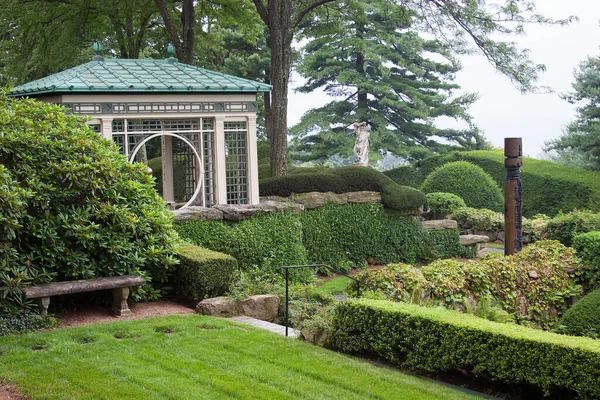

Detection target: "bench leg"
[36, 297, 50, 316]
[112, 287, 132, 317]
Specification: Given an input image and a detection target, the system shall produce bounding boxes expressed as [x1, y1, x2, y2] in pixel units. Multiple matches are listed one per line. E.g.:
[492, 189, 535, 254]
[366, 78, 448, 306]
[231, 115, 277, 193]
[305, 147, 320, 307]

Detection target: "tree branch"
[252, 0, 269, 25]
[293, 0, 338, 28]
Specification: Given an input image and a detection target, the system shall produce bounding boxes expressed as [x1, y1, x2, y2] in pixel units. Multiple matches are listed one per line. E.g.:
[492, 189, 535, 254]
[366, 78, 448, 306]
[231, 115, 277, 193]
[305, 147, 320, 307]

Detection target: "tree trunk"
[265, 0, 293, 177]
[153, 0, 195, 64]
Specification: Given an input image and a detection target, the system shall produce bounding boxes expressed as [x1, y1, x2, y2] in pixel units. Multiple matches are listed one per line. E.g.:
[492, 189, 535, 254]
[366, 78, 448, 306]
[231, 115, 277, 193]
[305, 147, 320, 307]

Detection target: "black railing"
[276, 264, 373, 337]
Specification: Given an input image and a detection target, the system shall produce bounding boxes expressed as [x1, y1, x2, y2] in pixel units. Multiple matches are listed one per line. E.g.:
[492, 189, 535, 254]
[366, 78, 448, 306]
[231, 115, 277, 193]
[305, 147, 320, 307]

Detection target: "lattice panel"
[224, 121, 248, 204]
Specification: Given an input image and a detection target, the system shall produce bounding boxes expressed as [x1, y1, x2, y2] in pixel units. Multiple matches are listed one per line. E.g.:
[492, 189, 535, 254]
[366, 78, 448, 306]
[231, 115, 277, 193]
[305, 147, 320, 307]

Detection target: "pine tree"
[290, 0, 488, 164]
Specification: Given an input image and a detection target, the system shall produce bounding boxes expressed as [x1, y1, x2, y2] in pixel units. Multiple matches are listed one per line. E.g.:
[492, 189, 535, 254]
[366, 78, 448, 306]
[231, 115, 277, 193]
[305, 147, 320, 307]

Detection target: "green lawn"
[0, 315, 481, 400]
[316, 276, 351, 295]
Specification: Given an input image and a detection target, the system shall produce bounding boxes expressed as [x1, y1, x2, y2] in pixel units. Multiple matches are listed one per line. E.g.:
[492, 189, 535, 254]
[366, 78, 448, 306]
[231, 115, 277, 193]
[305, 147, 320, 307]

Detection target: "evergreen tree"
[291, 0, 488, 164]
[544, 55, 600, 170]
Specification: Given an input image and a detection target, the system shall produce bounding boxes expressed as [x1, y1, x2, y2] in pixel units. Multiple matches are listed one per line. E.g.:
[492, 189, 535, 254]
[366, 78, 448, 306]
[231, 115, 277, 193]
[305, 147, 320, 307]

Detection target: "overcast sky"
[287, 0, 600, 159]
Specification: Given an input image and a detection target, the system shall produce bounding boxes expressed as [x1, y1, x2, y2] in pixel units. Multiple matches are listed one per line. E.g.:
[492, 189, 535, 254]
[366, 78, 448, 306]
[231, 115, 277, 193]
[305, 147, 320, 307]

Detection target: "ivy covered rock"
[0, 93, 179, 313]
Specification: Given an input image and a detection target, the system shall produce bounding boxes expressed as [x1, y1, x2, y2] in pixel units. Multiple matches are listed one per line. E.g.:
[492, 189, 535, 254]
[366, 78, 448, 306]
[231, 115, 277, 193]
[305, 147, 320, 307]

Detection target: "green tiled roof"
[10, 58, 272, 95]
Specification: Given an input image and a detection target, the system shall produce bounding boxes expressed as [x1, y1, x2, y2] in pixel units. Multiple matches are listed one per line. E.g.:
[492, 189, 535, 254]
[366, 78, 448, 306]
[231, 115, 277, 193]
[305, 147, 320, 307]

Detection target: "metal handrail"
[276, 264, 373, 337]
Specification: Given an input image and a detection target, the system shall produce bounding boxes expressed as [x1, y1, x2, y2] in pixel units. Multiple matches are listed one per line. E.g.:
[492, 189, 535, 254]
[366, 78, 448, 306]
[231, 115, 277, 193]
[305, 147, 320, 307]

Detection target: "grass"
[0, 315, 480, 400]
[485, 242, 504, 249]
[316, 276, 350, 295]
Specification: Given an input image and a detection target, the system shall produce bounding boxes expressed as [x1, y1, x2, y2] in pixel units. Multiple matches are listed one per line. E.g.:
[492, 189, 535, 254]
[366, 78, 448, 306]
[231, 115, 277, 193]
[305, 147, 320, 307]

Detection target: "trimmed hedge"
[301, 203, 429, 270]
[425, 192, 466, 219]
[260, 166, 426, 212]
[572, 231, 600, 290]
[174, 212, 312, 282]
[387, 150, 600, 217]
[420, 161, 503, 212]
[330, 299, 600, 398]
[546, 210, 600, 247]
[301, 203, 469, 271]
[171, 245, 237, 301]
[559, 288, 600, 339]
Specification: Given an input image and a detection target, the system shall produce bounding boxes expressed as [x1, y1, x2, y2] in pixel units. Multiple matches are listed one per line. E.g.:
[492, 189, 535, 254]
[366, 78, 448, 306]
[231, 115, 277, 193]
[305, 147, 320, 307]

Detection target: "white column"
[100, 118, 113, 140]
[162, 136, 174, 204]
[214, 116, 227, 205]
[246, 115, 259, 205]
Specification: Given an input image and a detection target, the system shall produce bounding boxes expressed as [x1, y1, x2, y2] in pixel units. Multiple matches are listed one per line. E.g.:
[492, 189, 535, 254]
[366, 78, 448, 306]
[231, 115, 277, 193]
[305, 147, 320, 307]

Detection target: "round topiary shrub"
[425, 192, 466, 219]
[420, 161, 503, 211]
[0, 93, 179, 313]
[545, 210, 600, 247]
[558, 288, 600, 338]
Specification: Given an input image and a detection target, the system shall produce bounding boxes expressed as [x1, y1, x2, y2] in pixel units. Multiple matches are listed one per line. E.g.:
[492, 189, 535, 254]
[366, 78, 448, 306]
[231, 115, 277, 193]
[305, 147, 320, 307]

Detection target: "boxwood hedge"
[171, 245, 237, 301]
[558, 288, 600, 339]
[330, 299, 600, 399]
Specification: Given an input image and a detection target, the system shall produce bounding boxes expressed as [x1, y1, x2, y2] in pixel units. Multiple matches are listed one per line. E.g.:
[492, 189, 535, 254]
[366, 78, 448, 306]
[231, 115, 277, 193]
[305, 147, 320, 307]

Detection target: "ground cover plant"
[330, 299, 600, 399]
[0, 314, 480, 400]
[0, 94, 179, 313]
[349, 240, 582, 328]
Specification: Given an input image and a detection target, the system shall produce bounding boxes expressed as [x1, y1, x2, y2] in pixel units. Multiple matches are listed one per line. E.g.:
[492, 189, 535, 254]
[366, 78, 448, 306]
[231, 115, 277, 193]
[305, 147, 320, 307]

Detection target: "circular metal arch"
[128, 132, 204, 210]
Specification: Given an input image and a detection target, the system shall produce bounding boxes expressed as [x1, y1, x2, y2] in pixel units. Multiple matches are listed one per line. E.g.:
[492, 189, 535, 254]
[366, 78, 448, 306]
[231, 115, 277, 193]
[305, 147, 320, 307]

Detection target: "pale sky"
[287, 0, 600, 159]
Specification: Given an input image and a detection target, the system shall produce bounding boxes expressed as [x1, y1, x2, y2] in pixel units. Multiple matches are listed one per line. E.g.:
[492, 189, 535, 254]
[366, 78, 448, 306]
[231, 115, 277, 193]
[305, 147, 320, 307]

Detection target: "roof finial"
[92, 42, 104, 61]
[167, 43, 176, 64]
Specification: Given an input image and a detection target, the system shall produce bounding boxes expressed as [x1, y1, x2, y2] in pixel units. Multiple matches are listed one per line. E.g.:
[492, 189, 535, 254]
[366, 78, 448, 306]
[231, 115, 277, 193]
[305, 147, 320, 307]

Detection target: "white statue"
[353, 122, 371, 166]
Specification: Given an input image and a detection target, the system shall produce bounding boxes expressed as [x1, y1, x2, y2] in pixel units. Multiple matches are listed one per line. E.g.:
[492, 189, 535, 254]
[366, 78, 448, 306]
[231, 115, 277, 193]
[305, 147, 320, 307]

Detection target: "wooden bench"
[22, 275, 145, 317]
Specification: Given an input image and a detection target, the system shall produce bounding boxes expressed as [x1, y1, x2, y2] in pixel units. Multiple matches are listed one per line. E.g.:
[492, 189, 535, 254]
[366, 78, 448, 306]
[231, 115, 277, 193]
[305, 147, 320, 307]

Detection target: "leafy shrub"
[0, 94, 179, 313]
[227, 265, 284, 301]
[425, 192, 466, 219]
[350, 240, 582, 327]
[260, 166, 426, 212]
[572, 231, 600, 290]
[545, 210, 600, 247]
[420, 161, 503, 211]
[427, 229, 470, 260]
[174, 212, 312, 282]
[558, 288, 600, 339]
[171, 245, 237, 301]
[0, 310, 57, 336]
[329, 299, 600, 399]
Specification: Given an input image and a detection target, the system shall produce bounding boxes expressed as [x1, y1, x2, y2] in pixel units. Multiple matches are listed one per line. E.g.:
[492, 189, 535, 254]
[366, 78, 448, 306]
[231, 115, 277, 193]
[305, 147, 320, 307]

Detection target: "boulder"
[421, 220, 458, 230]
[196, 296, 240, 317]
[459, 234, 489, 245]
[172, 206, 224, 221]
[345, 191, 381, 204]
[292, 192, 346, 209]
[196, 294, 280, 322]
[240, 295, 280, 322]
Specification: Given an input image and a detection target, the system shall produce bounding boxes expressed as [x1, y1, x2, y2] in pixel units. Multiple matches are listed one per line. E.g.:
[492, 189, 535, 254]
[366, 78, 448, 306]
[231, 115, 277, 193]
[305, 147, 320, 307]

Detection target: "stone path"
[228, 316, 300, 338]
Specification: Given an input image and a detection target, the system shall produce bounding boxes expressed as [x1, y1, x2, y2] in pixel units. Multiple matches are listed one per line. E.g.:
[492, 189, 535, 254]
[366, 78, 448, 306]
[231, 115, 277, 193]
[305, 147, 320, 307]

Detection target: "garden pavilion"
[10, 46, 271, 208]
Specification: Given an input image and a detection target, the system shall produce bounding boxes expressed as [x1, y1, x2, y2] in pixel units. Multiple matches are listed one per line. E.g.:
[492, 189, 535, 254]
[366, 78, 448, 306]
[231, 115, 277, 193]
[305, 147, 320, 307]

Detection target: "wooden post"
[504, 138, 523, 255]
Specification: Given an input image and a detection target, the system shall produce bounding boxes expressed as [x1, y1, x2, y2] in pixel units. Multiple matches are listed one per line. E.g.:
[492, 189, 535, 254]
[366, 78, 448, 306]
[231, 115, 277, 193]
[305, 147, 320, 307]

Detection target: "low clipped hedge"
[572, 231, 600, 290]
[260, 166, 426, 212]
[174, 212, 312, 282]
[387, 150, 600, 217]
[420, 161, 503, 212]
[559, 288, 600, 339]
[546, 210, 600, 247]
[330, 299, 600, 398]
[171, 245, 237, 301]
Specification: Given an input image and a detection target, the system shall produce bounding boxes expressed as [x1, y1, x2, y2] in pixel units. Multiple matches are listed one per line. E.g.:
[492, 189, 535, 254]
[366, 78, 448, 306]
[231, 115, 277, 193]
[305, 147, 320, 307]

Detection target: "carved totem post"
[504, 137, 523, 255]
[353, 122, 371, 166]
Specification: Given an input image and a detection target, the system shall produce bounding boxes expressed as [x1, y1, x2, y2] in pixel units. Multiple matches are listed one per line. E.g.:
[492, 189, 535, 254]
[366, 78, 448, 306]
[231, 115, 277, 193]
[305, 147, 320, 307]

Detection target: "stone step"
[228, 316, 300, 338]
